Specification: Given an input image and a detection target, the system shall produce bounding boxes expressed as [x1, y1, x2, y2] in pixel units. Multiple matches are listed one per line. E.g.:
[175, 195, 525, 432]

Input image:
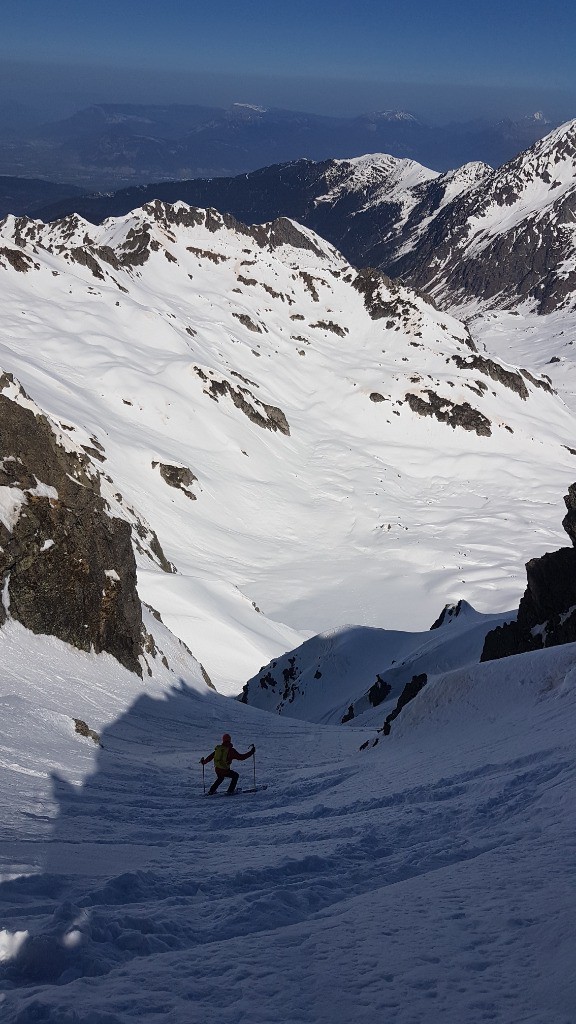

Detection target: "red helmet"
[222, 733, 231, 743]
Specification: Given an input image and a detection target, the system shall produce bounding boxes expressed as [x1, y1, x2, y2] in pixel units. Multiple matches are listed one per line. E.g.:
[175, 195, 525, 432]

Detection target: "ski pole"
[253, 748, 256, 790]
[202, 760, 205, 795]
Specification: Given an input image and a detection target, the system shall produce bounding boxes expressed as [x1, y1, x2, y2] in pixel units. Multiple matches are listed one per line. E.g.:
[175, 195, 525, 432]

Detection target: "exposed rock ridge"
[0, 202, 333, 296]
[142, 201, 329, 257]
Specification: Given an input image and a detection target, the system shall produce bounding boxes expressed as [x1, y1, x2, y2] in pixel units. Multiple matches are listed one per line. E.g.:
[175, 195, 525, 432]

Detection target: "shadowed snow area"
[1, 620, 576, 1023]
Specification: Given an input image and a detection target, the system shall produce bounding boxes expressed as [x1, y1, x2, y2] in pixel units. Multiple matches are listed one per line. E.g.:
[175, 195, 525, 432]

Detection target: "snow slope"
[0, 202, 574, 694]
[468, 307, 576, 409]
[242, 600, 512, 724]
[1, 620, 576, 1023]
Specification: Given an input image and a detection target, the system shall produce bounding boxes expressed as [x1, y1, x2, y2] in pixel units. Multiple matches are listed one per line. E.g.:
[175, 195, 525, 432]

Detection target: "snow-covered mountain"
[31, 151, 488, 266]
[0, 200, 574, 695]
[39, 119, 576, 314]
[392, 118, 576, 313]
[310, 152, 438, 207]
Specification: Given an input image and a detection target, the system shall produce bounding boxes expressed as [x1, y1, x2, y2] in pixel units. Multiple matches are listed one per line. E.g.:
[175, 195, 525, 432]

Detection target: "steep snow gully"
[2, 634, 576, 1024]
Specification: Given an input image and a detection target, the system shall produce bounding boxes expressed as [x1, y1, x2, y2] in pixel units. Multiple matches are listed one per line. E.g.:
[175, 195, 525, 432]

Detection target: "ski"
[202, 785, 268, 797]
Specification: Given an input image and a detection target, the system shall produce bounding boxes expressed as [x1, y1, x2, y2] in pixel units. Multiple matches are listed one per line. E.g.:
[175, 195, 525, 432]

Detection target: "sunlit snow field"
[1, 208, 576, 692]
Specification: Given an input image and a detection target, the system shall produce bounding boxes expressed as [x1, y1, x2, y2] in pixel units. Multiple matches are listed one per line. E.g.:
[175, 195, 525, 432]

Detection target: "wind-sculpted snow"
[1, 620, 576, 1023]
[0, 199, 573, 692]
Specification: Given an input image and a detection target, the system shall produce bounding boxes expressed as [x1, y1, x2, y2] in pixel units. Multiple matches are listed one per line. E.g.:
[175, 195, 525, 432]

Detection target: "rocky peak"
[439, 161, 493, 193]
[480, 118, 576, 208]
[519, 117, 576, 164]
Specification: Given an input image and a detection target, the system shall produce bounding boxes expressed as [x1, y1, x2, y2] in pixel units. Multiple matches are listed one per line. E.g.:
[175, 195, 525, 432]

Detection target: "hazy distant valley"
[0, 100, 558, 194]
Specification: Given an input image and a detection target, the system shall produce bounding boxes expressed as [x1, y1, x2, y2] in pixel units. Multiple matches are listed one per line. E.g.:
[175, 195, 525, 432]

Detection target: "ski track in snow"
[1, 624, 576, 1024]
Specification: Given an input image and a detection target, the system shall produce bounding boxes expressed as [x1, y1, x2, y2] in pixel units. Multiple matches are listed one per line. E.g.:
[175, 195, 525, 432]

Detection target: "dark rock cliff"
[0, 374, 143, 674]
[481, 483, 576, 661]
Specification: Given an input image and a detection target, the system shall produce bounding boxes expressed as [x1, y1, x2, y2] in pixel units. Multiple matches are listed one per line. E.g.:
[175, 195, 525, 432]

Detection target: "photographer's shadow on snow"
[0, 678, 218, 990]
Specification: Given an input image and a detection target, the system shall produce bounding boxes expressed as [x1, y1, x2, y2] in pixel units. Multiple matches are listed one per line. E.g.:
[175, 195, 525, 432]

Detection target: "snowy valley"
[2, 119, 576, 1023]
[0, 197, 574, 687]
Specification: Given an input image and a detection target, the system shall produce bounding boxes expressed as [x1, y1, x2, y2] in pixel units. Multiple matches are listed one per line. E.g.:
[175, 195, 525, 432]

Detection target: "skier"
[200, 733, 255, 795]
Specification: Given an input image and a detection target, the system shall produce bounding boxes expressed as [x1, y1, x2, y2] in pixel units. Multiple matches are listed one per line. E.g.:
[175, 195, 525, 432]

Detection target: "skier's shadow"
[0, 678, 221, 991]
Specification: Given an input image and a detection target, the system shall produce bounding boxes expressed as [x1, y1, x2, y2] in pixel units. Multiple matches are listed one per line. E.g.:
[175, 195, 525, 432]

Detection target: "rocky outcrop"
[430, 600, 467, 629]
[352, 268, 409, 321]
[152, 461, 197, 500]
[481, 483, 576, 661]
[561, 482, 576, 544]
[451, 355, 530, 400]
[405, 390, 492, 437]
[381, 673, 428, 735]
[194, 366, 290, 436]
[368, 675, 392, 707]
[0, 374, 143, 674]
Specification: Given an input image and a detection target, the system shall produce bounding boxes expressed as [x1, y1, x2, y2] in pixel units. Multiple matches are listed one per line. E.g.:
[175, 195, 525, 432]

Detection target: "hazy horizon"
[1, 59, 576, 129]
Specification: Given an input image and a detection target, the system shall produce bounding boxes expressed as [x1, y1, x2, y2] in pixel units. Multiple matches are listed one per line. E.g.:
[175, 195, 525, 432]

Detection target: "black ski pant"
[208, 769, 239, 795]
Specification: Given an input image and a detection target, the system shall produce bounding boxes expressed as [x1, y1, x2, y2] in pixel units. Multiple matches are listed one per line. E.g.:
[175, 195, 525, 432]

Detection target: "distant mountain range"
[0, 101, 559, 190]
[34, 119, 576, 314]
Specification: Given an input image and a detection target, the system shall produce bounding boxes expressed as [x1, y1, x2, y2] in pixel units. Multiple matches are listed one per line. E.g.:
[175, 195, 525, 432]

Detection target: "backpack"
[213, 743, 230, 771]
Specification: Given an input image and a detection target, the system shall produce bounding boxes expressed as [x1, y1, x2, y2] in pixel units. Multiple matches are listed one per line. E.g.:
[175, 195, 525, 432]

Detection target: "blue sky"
[2, 0, 576, 120]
